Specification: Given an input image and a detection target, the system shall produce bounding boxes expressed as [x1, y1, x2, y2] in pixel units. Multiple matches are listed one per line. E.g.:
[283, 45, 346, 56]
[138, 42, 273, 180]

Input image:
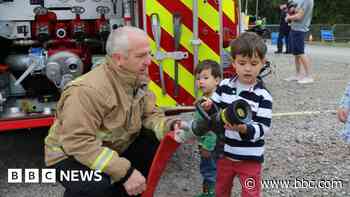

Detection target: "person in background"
[337, 82, 350, 143]
[275, 3, 291, 54]
[284, 0, 314, 84]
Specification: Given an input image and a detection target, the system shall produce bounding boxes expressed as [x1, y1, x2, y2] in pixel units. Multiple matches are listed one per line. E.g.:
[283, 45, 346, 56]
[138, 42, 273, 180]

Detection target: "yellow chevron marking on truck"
[146, 0, 219, 62]
[148, 80, 177, 106]
[223, 0, 236, 23]
[149, 37, 195, 97]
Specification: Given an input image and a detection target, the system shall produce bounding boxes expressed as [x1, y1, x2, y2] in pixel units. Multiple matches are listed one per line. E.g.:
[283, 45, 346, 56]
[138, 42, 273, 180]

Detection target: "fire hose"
[141, 131, 180, 197]
[142, 99, 252, 197]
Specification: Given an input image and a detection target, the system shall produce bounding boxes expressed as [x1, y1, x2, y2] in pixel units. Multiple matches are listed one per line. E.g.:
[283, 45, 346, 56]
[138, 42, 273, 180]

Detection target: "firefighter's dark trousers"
[52, 130, 159, 197]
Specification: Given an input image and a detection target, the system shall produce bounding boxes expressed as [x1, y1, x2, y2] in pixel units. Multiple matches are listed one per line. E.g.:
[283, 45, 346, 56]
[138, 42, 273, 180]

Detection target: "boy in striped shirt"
[202, 32, 273, 197]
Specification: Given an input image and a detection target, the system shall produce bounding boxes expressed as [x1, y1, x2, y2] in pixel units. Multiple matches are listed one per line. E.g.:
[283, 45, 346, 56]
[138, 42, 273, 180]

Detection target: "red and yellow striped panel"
[145, 0, 238, 107]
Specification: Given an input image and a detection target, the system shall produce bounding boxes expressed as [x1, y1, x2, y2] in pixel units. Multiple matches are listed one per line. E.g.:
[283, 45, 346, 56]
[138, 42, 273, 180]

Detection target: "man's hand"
[337, 107, 348, 123]
[123, 169, 146, 196]
[224, 123, 247, 135]
[172, 120, 195, 143]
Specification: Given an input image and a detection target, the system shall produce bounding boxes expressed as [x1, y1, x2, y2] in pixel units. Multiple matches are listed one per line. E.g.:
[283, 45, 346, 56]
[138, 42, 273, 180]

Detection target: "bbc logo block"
[8, 169, 22, 183]
[25, 169, 39, 183]
[8, 168, 101, 183]
[8, 168, 56, 183]
[42, 169, 56, 183]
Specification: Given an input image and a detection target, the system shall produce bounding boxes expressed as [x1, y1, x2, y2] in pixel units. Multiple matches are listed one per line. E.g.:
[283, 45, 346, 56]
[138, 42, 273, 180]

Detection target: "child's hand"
[224, 123, 247, 134]
[337, 107, 348, 123]
[201, 98, 213, 112]
[199, 147, 211, 158]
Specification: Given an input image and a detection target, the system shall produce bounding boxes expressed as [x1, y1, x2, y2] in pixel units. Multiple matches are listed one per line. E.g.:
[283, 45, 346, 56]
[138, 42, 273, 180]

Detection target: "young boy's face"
[233, 54, 265, 85]
[196, 68, 220, 96]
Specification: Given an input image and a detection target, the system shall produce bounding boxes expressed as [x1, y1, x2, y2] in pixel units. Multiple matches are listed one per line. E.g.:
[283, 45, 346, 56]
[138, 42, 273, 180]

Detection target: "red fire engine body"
[0, 0, 240, 132]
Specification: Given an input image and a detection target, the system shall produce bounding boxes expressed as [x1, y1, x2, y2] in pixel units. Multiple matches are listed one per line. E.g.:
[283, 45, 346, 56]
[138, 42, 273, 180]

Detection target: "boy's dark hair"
[230, 32, 267, 60]
[195, 59, 222, 79]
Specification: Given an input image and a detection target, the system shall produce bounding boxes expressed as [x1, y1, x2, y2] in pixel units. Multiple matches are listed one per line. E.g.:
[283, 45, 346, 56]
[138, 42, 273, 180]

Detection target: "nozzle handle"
[195, 99, 219, 122]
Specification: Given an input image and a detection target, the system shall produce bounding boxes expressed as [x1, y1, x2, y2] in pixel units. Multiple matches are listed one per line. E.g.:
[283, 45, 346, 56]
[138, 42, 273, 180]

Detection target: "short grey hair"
[105, 26, 147, 56]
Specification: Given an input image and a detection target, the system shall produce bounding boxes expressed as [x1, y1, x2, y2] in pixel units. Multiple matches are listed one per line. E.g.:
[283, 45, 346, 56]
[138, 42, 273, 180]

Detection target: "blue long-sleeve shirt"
[340, 82, 350, 109]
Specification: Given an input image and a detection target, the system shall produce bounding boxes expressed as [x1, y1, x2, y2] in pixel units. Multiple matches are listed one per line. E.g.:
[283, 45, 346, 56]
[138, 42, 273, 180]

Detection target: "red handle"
[141, 131, 181, 197]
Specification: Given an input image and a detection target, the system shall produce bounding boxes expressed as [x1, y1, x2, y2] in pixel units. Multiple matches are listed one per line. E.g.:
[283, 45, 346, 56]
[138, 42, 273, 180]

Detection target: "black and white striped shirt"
[211, 76, 273, 162]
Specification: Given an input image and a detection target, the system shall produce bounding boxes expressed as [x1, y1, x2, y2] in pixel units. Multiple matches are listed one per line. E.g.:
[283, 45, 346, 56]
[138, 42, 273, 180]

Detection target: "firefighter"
[44, 26, 180, 197]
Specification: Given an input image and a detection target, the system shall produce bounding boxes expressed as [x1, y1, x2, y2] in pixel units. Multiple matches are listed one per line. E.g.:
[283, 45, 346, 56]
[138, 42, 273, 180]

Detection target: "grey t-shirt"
[291, 0, 314, 32]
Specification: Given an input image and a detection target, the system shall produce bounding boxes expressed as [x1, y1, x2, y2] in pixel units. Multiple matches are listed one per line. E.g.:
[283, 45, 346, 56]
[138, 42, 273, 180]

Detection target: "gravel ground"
[1, 43, 350, 197]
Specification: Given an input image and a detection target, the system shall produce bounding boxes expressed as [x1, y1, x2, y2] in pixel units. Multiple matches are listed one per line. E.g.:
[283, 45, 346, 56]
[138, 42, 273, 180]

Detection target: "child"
[194, 60, 222, 197]
[337, 82, 350, 143]
[203, 32, 273, 197]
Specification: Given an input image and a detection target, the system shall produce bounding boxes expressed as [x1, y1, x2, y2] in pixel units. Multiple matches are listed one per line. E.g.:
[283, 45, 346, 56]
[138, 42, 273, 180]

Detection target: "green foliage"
[241, 0, 350, 24]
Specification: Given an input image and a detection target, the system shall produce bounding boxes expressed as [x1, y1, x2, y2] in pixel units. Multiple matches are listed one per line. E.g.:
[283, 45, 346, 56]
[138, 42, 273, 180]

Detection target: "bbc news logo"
[8, 169, 102, 183]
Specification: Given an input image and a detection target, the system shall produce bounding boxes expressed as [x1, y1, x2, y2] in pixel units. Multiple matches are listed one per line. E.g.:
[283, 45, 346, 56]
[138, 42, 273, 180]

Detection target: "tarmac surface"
[1, 43, 350, 196]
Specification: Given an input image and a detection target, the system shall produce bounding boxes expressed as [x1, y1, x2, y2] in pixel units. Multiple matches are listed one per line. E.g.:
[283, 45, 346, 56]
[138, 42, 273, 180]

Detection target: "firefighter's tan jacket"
[45, 55, 176, 182]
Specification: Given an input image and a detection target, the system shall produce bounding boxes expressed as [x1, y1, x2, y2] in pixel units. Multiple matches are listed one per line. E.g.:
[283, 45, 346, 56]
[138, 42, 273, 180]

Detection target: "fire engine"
[0, 0, 241, 132]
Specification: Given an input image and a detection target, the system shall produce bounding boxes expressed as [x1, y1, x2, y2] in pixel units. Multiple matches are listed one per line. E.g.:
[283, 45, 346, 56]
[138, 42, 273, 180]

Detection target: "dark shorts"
[289, 30, 306, 55]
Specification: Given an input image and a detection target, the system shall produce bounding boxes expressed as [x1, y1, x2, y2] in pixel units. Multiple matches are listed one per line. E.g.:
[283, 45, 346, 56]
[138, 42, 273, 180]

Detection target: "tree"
[242, 0, 350, 24]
